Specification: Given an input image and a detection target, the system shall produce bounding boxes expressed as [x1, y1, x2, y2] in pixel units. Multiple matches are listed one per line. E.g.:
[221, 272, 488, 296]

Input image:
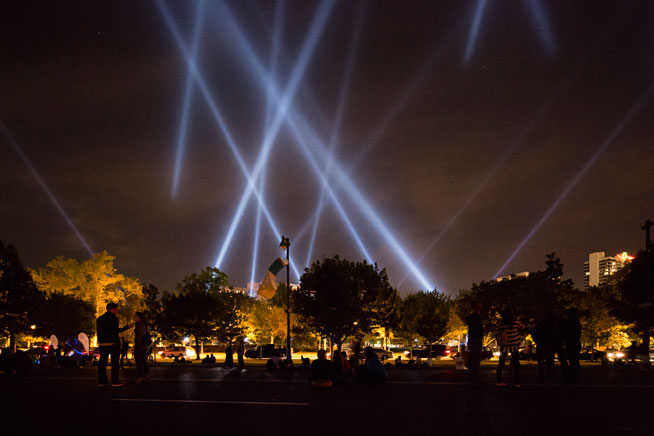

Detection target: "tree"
[246, 300, 288, 345]
[455, 253, 575, 343]
[574, 285, 622, 348]
[294, 256, 399, 350]
[0, 241, 44, 349]
[31, 251, 144, 320]
[395, 292, 423, 357]
[33, 293, 95, 341]
[160, 267, 247, 358]
[412, 291, 451, 353]
[608, 250, 654, 350]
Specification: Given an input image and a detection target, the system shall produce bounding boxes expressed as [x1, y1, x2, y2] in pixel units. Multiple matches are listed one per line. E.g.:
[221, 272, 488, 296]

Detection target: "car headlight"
[185, 349, 194, 357]
[493, 351, 501, 357]
[616, 352, 624, 359]
[158, 351, 163, 355]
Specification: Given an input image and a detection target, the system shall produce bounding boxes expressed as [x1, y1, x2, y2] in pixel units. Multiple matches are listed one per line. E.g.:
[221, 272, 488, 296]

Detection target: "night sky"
[1, 1, 652, 295]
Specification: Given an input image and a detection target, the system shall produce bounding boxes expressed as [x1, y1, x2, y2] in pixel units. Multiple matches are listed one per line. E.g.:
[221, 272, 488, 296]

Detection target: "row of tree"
[1, 238, 652, 356]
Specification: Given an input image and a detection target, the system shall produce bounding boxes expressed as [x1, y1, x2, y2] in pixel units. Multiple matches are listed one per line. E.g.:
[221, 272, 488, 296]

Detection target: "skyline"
[1, 1, 652, 294]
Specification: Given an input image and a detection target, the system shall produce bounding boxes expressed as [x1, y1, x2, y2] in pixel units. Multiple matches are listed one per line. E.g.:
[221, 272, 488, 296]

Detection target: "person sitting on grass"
[309, 349, 335, 388]
[356, 347, 387, 383]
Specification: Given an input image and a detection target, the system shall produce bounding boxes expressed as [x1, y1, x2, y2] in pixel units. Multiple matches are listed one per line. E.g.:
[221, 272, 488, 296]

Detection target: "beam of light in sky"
[210, 0, 374, 275]
[463, 0, 488, 64]
[250, 0, 284, 292]
[397, 24, 619, 288]
[171, 0, 205, 200]
[0, 121, 93, 256]
[217, 0, 372, 266]
[305, 4, 365, 268]
[216, 2, 435, 290]
[156, 0, 305, 279]
[494, 83, 654, 278]
[525, 0, 556, 56]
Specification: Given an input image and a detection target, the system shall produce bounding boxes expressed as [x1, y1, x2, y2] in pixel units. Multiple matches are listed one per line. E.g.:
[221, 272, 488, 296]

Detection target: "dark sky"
[1, 0, 652, 295]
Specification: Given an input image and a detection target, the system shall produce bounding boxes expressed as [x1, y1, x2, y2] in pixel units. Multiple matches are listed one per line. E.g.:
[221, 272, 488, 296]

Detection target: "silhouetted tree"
[608, 250, 654, 349]
[0, 241, 43, 349]
[34, 293, 95, 340]
[295, 256, 399, 350]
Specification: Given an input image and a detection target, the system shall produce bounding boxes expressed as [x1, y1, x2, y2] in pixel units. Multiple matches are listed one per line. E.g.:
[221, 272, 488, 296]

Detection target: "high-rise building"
[584, 251, 634, 290]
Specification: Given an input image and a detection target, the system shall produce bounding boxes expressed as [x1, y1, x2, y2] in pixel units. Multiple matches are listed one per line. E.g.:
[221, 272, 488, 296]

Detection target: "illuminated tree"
[574, 285, 622, 348]
[31, 251, 144, 320]
[246, 300, 288, 345]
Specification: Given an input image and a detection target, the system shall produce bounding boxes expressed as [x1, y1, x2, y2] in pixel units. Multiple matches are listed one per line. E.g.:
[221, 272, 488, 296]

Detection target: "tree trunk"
[193, 336, 201, 360]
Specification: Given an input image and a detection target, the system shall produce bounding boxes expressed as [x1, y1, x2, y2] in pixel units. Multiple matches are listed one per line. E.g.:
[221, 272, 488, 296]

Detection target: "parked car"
[371, 348, 393, 361]
[452, 346, 494, 361]
[244, 344, 286, 359]
[158, 346, 195, 359]
[406, 344, 452, 360]
[579, 348, 606, 362]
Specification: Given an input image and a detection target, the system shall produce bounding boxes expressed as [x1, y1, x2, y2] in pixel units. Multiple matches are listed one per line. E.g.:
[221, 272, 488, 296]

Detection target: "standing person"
[565, 307, 582, 383]
[97, 302, 132, 387]
[120, 338, 129, 368]
[133, 311, 150, 384]
[534, 312, 555, 382]
[236, 339, 245, 368]
[466, 300, 484, 382]
[496, 308, 523, 387]
[224, 342, 234, 368]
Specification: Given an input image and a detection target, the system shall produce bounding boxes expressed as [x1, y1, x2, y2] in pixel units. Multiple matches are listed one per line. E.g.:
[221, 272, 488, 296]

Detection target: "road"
[2, 363, 653, 435]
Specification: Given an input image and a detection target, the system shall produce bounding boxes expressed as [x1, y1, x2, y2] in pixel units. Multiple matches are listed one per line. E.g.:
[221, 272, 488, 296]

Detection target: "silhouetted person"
[356, 347, 387, 383]
[309, 349, 335, 387]
[534, 311, 558, 382]
[120, 338, 129, 368]
[496, 308, 523, 387]
[56, 344, 63, 365]
[224, 342, 234, 368]
[237, 339, 245, 368]
[210, 354, 216, 364]
[331, 348, 349, 382]
[96, 302, 131, 387]
[47, 344, 56, 367]
[133, 311, 150, 384]
[266, 351, 281, 371]
[466, 300, 483, 382]
[173, 355, 180, 364]
[564, 308, 581, 383]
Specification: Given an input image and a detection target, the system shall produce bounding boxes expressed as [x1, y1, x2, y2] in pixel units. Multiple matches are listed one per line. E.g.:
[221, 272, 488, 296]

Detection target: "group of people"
[222, 339, 246, 368]
[307, 346, 387, 387]
[466, 300, 583, 386]
[96, 302, 150, 386]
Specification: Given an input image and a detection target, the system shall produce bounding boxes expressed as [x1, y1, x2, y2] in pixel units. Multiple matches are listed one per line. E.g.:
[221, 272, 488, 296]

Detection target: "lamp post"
[279, 236, 291, 363]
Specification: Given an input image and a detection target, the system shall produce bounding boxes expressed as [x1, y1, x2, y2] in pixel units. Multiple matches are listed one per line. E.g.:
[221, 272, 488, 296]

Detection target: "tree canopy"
[294, 256, 399, 348]
[31, 251, 144, 319]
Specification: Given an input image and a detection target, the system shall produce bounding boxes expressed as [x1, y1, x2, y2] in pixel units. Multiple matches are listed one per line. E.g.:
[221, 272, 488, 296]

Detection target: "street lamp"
[279, 235, 291, 363]
[30, 324, 36, 330]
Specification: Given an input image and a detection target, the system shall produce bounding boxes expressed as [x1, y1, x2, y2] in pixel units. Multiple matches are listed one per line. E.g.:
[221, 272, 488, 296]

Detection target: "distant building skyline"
[584, 251, 634, 290]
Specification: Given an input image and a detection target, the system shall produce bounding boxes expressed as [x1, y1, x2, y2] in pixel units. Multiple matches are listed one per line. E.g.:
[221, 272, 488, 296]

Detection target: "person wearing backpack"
[133, 311, 151, 384]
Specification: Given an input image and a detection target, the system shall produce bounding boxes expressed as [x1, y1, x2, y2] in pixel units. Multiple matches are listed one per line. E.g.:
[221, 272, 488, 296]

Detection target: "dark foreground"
[2, 363, 653, 435]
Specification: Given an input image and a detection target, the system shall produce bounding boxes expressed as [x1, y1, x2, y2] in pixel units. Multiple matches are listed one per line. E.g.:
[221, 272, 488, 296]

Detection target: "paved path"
[2, 364, 653, 435]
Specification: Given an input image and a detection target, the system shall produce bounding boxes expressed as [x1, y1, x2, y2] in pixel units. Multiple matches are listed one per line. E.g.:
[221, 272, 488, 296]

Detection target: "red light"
[44, 345, 49, 351]
[445, 349, 451, 354]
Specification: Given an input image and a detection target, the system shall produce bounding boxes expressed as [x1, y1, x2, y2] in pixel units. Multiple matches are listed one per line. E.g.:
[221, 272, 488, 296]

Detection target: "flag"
[257, 257, 288, 299]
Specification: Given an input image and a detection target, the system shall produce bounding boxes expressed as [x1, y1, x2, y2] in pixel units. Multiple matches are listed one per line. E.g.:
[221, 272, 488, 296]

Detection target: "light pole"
[642, 220, 653, 359]
[279, 236, 292, 363]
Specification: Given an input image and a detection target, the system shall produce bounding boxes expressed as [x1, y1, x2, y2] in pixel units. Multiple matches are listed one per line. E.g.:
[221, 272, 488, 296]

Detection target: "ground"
[2, 361, 653, 435]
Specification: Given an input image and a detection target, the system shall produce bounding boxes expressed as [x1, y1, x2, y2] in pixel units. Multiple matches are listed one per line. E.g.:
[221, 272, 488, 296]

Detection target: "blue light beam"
[464, 0, 488, 64]
[0, 121, 93, 256]
[156, 0, 304, 279]
[250, 1, 284, 290]
[525, 0, 556, 56]
[216, 3, 435, 290]
[494, 83, 654, 278]
[171, 0, 205, 199]
[211, 0, 338, 271]
[305, 4, 365, 268]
